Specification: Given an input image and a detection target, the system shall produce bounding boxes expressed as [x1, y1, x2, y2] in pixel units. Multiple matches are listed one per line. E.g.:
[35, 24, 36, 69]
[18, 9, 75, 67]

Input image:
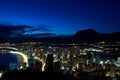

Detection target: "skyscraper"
[45, 54, 54, 72]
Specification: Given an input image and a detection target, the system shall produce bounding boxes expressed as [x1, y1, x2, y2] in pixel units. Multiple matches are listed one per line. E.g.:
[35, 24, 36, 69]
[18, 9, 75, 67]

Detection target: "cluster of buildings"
[0, 41, 120, 79]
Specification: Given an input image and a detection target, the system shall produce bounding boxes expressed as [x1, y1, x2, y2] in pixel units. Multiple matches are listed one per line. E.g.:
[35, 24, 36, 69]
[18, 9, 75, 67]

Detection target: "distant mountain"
[0, 27, 120, 43]
[73, 29, 120, 43]
[73, 29, 100, 43]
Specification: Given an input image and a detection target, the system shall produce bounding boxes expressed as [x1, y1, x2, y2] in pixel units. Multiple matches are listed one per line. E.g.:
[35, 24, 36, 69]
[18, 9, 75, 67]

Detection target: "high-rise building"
[96, 55, 100, 64]
[110, 60, 116, 80]
[45, 54, 54, 72]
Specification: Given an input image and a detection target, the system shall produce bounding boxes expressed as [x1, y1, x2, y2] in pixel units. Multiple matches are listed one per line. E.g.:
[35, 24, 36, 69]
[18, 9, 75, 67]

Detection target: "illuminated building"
[110, 60, 116, 80]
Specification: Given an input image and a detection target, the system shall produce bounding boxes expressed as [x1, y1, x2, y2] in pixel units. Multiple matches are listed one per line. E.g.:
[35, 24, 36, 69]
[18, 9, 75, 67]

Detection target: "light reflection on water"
[0, 53, 22, 70]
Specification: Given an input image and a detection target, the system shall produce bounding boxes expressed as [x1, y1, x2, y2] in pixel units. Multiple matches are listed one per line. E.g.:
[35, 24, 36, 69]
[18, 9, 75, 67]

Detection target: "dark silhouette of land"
[73, 29, 120, 43]
[0, 69, 74, 80]
[1, 25, 120, 80]
[0, 67, 116, 80]
[0, 24, 120, 43]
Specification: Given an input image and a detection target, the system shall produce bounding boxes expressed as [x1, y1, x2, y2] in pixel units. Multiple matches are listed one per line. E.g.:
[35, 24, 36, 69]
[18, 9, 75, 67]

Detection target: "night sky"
[0, 0, 120, 35]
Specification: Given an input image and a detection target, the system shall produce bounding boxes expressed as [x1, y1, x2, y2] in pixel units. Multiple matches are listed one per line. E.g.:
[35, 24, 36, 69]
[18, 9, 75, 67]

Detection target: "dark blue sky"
[0, 0, 120, 35]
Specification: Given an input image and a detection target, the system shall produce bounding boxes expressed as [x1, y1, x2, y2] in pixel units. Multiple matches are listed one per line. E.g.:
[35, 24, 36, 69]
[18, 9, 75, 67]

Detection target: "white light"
[53, 54, 56, 58]
[100, 61, 104, 66]
[7, 47, 18, 51]
[10, 51, 28, 65]
[61, 66, 64, 70]
[92, 49, 103, 52]
[72, 67, 76, 71]
[0, 72, 3, 78]
[32, 53, 35, 56]
[115, 63, 120, 67]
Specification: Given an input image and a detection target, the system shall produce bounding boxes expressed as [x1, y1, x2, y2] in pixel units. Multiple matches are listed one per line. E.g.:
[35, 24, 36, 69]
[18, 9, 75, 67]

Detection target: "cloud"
[0, 24, 52, 37]
[0, 24, 29, 37]
[24, 25, 51, 34]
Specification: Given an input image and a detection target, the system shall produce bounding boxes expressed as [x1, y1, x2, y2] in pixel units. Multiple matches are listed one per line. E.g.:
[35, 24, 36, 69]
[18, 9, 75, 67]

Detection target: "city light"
[0, 41, 120, 79]
[0, 72, 3, 78]
[42, 61, 46, 72]
[10, 51, 28, 67]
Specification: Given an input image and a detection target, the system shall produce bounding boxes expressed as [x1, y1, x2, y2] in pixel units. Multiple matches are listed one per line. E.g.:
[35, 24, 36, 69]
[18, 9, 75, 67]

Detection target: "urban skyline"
[0, 0, 120, 80]
[0, 41, 120, 80]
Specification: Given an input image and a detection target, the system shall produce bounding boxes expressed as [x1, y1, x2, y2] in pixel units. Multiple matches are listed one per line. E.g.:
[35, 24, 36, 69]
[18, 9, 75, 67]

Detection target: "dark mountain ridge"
[0, 25, 120, 43]
[73, 29, 120, 43]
